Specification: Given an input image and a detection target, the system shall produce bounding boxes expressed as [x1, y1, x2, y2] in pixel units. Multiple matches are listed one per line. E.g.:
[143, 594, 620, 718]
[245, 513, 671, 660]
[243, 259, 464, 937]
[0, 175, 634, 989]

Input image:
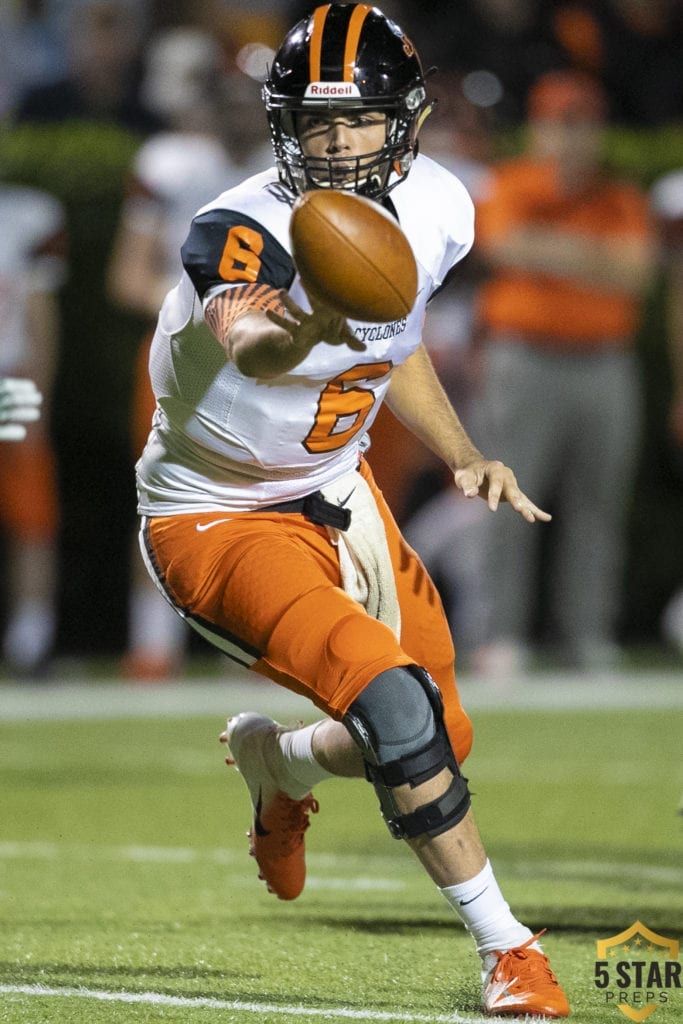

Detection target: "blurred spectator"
[416, 80, 495, 406]
[108, 26, 271, 680]
[534, 0, 682, 126]
[468, 70, 656, 675]
[3, 2, 163, 665]
[399, 83, 495, 643]
[366, 79, 495, 524]
[650, 168, 683, 655]
[382, 0, 574, 125]
[14, 0, 162, 134]
[0, 175, 66, 677]
[202, 0, 287, 53]
[0, 3, 66, 119]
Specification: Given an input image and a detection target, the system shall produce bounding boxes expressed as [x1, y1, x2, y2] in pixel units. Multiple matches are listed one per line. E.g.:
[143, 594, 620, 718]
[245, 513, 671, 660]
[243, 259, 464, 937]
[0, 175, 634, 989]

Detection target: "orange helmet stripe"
[343, 4, 372, 82]
[309, 4, 331, 83]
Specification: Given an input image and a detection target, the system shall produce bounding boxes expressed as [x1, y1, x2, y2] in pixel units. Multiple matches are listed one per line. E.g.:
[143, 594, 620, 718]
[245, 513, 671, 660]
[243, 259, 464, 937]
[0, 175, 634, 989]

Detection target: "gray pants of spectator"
[470, 337, 642, 664]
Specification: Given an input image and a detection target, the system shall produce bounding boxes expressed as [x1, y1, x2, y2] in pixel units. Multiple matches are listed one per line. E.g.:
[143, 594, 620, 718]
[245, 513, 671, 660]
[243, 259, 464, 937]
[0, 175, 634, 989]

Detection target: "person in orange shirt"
[470, 69, 656, 675]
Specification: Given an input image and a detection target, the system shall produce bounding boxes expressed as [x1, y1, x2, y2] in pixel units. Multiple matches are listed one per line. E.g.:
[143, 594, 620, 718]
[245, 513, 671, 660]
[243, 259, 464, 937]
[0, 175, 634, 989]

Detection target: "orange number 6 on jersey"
[219, 225, 264, 283]
[304, 361, 392, 453]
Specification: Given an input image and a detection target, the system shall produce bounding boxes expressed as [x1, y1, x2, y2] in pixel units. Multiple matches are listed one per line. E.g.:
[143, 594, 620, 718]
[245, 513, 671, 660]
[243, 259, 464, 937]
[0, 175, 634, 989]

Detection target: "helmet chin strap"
[368, 170, 385, 193]
[300, 145, 394, 198]
[306, 165, 388, 198]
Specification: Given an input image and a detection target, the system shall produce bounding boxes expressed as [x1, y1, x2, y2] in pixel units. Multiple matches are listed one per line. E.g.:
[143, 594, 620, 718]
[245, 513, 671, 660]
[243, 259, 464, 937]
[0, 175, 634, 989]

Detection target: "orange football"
[289, 189, 418, 323]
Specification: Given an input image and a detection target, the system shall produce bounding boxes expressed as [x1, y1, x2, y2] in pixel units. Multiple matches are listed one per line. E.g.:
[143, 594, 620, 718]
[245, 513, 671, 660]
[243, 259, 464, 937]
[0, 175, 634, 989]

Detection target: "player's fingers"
[321, 315, 366, 351]
[508, 490, 552, 523]
[327, 335, 366, 351]
[532, 506, 552, 522]
[486, 478, 503, 511]
[453, 467, 481, 499]
[0, 424, 28, 441]
[478, 459, 508, 510]
[277, 290, 307, 320]
[337, 324, 366, 350]
[265, 308, 297, 331]
[0, 396, 42, 415]
[5, 406, 41, 423]
[0, 378, 42, 401]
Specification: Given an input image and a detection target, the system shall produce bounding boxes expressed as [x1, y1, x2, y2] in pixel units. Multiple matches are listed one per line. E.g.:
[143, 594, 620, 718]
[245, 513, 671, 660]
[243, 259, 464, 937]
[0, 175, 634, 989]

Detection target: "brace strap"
[363, 730, 454, 789]
[378, 772, 471, 840]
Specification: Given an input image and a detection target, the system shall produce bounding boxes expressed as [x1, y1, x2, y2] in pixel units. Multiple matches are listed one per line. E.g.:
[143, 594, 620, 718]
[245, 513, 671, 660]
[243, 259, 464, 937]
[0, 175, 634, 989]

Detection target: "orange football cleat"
[221, 712, 319, 901]
[247, 788, 319, 900]
[482, 932, 570, 1018]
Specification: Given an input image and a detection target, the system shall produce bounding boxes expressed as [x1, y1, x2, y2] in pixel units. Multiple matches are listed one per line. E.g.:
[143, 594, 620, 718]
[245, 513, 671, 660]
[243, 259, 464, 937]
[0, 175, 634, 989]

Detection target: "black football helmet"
[263, 3, 430, 200]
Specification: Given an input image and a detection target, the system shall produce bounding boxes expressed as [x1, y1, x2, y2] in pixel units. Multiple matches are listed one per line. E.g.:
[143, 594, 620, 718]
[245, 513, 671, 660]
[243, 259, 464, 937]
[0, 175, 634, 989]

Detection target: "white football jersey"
[0, 184, 65, 373]
[136, 154, 474, 514]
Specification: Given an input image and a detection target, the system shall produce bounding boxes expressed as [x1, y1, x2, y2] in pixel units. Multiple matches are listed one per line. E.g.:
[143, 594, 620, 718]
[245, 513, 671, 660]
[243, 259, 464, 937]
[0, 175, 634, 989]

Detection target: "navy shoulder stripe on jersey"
[182, 208, 295, 301]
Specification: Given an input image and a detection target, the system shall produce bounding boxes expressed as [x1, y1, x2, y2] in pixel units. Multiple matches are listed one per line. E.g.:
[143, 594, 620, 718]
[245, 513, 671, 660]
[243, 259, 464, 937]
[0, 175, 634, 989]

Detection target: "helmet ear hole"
[264, 3, 428, 199]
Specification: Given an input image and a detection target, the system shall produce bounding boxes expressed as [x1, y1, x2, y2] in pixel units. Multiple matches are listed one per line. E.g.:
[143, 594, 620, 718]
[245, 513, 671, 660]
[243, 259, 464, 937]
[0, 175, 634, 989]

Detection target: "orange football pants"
[0, 435, 59, 541]
[142, 460, 473, 764]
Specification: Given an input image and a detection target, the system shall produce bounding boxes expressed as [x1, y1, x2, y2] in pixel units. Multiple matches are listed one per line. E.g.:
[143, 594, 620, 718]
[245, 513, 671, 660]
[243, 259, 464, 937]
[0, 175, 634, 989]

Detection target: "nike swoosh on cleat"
[195, 518, 232, 532]
[459, 886, 488, 906]
[254, 789, 271, 837]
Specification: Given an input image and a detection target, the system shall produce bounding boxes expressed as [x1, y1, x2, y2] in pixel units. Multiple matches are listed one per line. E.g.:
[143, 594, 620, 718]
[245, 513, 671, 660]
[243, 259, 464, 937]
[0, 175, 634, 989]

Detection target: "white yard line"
[0, 839, 678, 888]
[0, 839, 410, 890]
[1, 671, 682, 721]
[0, 983, 496, 1024]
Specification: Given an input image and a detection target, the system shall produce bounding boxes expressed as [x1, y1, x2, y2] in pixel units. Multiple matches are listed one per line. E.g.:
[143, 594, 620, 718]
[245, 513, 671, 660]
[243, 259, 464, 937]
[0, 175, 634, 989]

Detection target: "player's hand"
[266, 289, 366, 353]
[454, 458, 552, 523]
[0, 377, 43, 442]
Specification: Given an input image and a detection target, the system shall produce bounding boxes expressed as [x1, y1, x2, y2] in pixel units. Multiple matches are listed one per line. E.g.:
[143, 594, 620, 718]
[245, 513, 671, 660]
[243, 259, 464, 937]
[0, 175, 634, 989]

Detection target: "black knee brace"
[343, 665, 471, 840]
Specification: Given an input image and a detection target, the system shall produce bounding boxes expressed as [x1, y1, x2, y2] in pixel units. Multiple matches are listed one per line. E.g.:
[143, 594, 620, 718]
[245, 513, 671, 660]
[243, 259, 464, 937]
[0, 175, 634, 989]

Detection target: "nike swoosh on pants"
[195, 518, 232, 532]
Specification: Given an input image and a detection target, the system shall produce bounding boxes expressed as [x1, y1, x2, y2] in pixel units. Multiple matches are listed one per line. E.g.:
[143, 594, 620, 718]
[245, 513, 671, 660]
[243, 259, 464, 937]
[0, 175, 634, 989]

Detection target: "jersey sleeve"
[181, 207, 295, 301]
[429, 169, 475, 299]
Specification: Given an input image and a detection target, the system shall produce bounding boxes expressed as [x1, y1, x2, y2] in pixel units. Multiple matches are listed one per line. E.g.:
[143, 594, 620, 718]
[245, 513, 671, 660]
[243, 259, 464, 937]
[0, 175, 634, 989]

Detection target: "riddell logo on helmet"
[305, 82, 361, 98]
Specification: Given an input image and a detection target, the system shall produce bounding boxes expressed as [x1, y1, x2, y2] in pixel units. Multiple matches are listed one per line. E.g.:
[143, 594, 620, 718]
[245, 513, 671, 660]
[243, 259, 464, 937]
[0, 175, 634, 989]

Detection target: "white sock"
[274, 721, 336, 799]
[438, 859, 536, 957]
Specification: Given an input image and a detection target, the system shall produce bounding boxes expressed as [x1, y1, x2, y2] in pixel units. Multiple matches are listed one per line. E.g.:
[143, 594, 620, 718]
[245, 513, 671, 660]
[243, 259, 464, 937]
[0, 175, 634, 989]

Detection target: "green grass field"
[1, 670, 681, 1023]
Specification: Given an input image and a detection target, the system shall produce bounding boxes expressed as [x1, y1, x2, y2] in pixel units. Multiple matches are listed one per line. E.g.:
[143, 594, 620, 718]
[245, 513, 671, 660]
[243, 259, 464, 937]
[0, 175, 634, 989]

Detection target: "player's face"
[296, 110, 388, 189]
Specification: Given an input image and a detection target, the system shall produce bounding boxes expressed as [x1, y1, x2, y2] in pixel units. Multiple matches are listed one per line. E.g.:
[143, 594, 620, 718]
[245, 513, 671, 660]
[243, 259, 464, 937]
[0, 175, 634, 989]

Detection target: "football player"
[135, 4, 569, 1017]
[0, 179, 65, 677]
